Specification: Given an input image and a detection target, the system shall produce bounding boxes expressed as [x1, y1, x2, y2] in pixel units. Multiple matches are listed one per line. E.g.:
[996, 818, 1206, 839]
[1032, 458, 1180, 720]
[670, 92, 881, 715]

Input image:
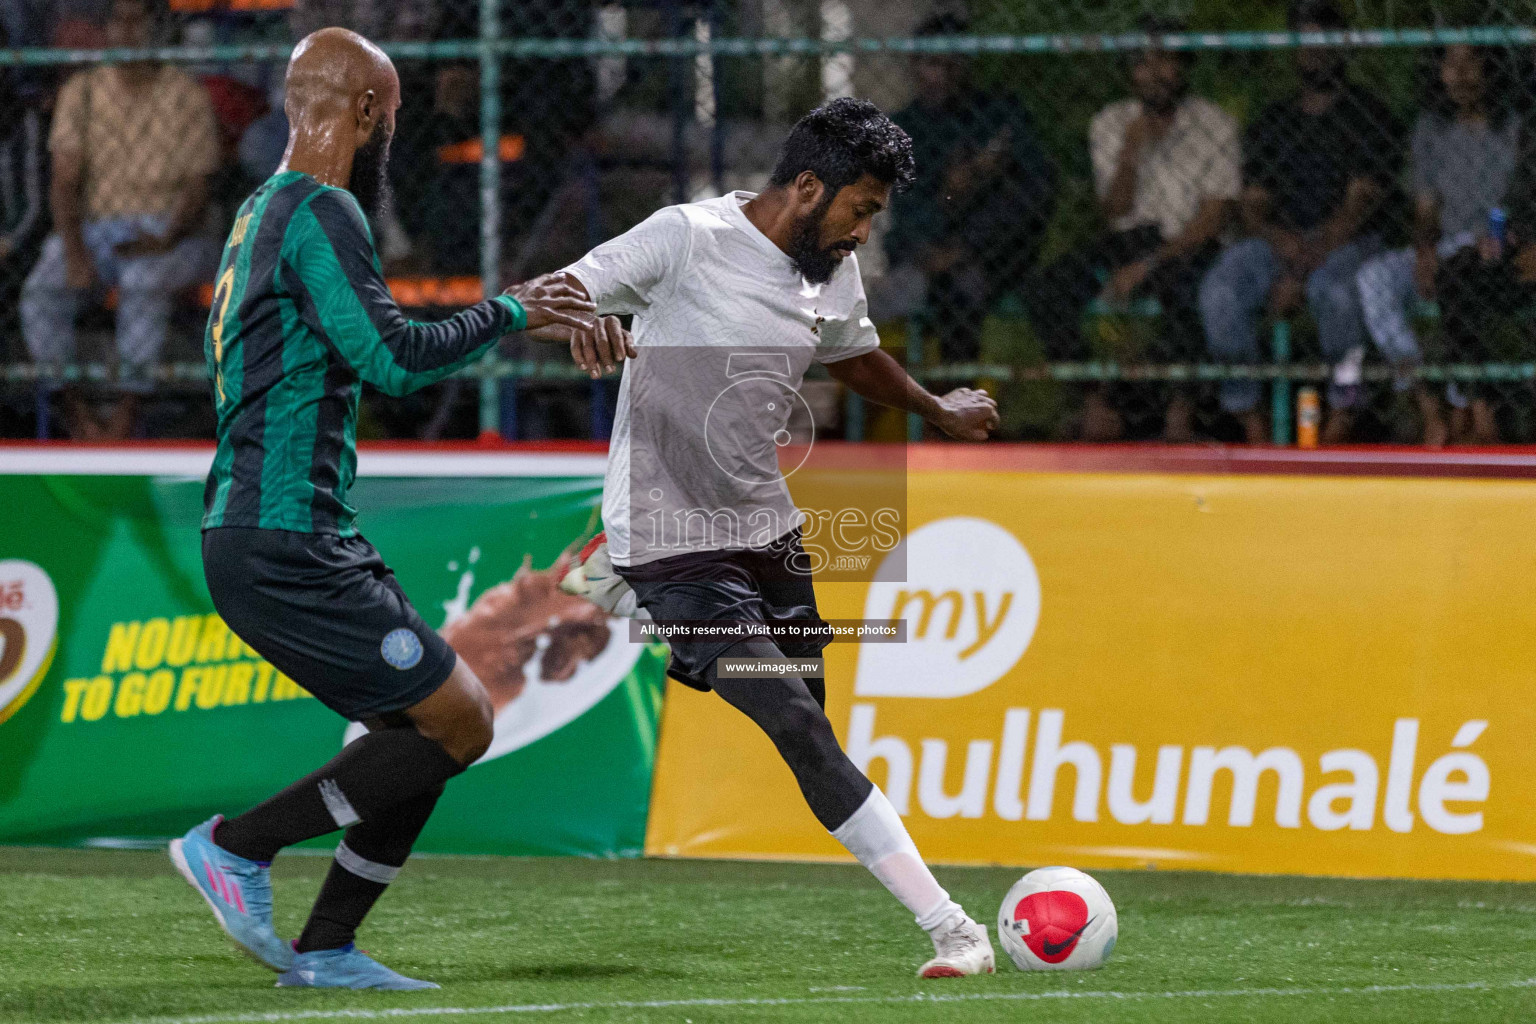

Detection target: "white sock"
[831, 787, 963, 936]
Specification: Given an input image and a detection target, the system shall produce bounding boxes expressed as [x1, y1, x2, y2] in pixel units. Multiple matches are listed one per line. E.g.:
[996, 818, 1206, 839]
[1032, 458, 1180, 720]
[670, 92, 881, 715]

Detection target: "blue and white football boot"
[168, 815, 295, 972]
[276, 944, 440, 990]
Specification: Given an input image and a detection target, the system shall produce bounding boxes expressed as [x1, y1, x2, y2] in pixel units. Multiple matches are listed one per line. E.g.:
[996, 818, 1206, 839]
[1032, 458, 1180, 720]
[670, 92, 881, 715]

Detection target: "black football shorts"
[202, 527, 456, 720]
[613, 531, 828, 691]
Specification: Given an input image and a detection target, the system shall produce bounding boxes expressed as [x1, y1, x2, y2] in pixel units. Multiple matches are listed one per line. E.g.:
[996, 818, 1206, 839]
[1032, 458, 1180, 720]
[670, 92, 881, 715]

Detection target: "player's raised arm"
[284, 190, 593, 397]
[824, 348, 998, 441]
[812, 267, 996, 440]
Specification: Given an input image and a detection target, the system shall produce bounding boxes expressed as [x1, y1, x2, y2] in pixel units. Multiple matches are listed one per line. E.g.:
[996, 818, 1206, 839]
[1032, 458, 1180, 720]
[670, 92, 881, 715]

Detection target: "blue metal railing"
[3, 27, 1536, 66]
[6, 25, 1532, 439]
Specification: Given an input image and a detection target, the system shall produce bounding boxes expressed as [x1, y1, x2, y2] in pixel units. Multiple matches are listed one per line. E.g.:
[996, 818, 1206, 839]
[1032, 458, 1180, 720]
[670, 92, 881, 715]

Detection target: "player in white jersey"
[556, 99, 1000, 977]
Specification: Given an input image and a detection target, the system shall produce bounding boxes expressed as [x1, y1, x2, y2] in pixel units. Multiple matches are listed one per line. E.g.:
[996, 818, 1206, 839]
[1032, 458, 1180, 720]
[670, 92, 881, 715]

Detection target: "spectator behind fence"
[20, 0, 220, 440]
[1030, 18, 1240, 441]
[0, 22, 48, 362]
[876, 13, 1056, 364]
[391, 60, 480, 273]
[1428, 93, 1536, 446]
[1356, 45, 1518, 446]
[287, 0, 437, 43]
[1199, 0, 1402, 444]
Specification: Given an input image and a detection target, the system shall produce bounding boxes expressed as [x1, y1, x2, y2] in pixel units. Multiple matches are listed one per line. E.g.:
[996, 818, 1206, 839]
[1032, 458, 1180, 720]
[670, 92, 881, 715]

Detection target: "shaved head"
[281, 28, 401, 217]
[285, 27, 398, 123]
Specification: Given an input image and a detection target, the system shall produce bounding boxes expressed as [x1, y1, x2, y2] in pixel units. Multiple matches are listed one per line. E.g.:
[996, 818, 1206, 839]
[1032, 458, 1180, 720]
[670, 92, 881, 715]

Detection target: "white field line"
[121, 977, 1536, 1024]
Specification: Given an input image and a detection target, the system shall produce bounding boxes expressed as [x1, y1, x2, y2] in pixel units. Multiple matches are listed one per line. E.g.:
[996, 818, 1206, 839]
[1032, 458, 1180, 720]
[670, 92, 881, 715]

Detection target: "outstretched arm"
[824, 349, 998, 441]
[287, 190, 594, 396]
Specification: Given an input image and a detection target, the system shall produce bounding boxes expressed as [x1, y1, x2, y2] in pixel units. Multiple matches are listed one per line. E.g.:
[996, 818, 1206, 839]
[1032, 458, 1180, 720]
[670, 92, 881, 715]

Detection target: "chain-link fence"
[4, 0, 1536, 443]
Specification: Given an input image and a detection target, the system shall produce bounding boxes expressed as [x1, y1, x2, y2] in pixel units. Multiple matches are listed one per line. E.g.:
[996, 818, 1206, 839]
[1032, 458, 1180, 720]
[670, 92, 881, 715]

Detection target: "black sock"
[294, 868, 387, 954]
[295, 784, 444, 953]
[214, 727, 463, 863]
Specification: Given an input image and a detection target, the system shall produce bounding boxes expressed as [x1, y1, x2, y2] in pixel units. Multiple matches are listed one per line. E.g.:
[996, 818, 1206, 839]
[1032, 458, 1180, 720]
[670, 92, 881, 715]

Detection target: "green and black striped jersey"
[201, 171, 525, 535]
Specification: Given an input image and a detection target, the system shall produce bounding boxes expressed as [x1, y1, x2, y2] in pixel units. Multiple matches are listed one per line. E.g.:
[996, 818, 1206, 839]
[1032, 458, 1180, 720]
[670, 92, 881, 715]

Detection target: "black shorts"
[203, 527, 456, 721]
[614, 532, 828, 692]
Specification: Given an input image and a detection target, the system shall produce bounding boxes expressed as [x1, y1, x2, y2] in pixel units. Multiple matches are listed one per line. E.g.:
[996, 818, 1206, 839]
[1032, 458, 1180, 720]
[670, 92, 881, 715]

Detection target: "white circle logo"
[381, 628, 424, 671]
[854, 517, 1040, 699]
[704, 376, 816, 484]
[0, 560, 60, 725]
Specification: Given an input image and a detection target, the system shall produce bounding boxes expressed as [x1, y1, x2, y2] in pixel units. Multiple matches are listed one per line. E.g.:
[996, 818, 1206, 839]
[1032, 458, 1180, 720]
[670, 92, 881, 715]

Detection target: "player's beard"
[349, 128, 394, 220]
[787, 192, 847, 285]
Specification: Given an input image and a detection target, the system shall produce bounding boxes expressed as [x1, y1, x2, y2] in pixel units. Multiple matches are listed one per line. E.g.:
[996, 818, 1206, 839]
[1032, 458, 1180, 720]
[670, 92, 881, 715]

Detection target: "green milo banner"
[0, 449, 667, 856]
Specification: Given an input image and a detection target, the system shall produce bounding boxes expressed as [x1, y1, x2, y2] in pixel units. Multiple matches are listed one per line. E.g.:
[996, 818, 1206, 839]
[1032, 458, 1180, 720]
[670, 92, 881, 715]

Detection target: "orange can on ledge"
[1297, 387, 1321, 448]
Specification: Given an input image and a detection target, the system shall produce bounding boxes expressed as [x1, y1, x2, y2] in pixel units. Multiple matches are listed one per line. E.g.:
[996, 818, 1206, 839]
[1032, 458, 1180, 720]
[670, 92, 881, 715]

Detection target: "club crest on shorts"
[381, 628, 424, 670]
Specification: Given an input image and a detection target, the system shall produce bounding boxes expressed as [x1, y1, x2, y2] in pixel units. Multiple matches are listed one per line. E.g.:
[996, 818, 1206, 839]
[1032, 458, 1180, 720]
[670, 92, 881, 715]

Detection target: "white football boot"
[918, 912, 996, 978]
[559, 533, 644, 618]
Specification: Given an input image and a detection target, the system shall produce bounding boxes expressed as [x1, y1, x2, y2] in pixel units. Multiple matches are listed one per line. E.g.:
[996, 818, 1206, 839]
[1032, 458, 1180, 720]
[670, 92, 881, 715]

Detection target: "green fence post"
[477, 0, 503, 441]
[1271, 320, 1292, 445]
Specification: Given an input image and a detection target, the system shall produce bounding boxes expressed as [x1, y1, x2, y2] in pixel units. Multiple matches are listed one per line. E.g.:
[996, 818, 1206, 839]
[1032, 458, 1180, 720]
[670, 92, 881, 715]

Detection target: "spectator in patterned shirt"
[1199, 0, 1403, 444]
[1356, 45, 1517, 445]
[20, 0, 221, 439]
[1031, 17, 1241, 441]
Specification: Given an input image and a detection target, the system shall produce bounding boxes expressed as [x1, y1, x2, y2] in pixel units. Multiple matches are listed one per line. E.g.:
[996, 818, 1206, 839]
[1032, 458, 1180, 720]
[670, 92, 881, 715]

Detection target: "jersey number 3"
[211, 266, 235, 403]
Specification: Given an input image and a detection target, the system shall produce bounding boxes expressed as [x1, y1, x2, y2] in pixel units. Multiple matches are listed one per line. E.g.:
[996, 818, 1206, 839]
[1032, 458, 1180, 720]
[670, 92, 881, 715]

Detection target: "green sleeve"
[282, 188, 523, 397]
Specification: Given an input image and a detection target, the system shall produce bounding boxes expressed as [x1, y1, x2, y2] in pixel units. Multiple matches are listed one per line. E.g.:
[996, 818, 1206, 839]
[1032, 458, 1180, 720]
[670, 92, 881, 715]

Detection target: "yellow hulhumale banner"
[645, 468, 1536, 880]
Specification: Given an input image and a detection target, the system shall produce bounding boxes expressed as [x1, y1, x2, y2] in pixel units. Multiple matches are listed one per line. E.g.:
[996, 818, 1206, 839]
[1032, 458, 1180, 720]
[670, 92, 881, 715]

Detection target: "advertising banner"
[646, 466, 1536, 880]
[0, 452, 668, 856]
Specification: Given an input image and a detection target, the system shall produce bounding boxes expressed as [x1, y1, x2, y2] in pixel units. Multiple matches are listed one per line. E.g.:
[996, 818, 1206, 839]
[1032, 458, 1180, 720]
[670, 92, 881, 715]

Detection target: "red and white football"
[996, 866, 1118, 971]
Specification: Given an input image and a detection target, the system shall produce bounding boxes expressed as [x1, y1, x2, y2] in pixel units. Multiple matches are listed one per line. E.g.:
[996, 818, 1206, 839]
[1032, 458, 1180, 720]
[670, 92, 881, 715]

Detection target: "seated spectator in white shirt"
[1029, 17, 1240, 441]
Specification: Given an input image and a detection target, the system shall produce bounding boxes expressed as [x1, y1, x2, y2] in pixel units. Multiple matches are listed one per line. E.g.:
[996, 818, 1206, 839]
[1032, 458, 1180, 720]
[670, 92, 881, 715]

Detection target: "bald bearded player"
[167, 29, 628, 990]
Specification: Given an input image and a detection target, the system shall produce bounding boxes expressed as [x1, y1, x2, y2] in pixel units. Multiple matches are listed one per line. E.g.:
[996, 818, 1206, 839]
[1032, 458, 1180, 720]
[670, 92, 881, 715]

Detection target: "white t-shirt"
[563, 191, 880, 566]
[1089, 96, 1241, 240]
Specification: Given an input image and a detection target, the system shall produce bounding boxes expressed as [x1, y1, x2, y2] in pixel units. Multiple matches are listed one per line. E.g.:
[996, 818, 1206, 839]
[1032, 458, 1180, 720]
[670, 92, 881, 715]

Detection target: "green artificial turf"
[1, 846, 1534, 1023]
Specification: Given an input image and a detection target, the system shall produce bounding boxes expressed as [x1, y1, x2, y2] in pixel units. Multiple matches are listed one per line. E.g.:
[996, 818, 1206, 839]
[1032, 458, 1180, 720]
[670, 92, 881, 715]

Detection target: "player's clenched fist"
[933, 387, 1000, 441]
[503, 273, 596, 334]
